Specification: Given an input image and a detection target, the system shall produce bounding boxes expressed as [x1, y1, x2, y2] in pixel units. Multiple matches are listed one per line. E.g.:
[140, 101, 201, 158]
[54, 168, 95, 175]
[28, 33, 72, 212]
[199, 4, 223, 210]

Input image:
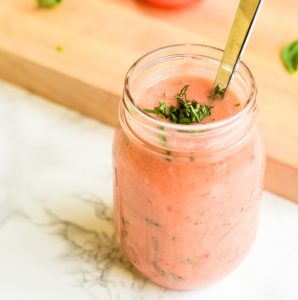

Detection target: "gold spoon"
[213, 0, 264, 98]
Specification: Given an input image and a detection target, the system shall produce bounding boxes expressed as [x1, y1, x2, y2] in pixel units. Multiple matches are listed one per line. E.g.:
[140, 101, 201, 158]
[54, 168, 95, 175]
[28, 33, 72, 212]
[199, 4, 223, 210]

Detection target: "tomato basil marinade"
[113, 45, 265, 290]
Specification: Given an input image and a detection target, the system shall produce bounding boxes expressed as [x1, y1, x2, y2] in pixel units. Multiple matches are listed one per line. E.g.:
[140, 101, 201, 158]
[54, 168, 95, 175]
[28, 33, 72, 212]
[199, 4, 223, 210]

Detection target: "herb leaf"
[38, 0, 62, 8]
[282, 40, 298, 74]
[143, 85, 212, 124]
[211, 84, 226, 99]
[145, 218, 161, 227]
[176, 84, 189, 98]
[186, 257, 199, 265]
[151, 237, 159, 251]
[171, 273, 185, 281]
[153, 262, 166, 277]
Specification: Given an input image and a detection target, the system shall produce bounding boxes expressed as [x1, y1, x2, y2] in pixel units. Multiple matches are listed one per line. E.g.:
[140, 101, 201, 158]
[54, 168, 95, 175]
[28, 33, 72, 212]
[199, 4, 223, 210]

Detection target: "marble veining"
[31, 195, 158, 300]
[0, 80, 298, 300]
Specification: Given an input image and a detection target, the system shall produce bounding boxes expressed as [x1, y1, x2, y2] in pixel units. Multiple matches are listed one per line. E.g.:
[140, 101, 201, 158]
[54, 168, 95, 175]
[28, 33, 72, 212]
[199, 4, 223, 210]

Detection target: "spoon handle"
[213, 0, 263, 97]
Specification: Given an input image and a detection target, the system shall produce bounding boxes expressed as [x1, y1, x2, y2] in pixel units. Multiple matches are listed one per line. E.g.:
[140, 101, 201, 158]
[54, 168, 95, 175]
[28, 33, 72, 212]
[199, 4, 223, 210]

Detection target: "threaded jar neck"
[120, 44, 258, 158]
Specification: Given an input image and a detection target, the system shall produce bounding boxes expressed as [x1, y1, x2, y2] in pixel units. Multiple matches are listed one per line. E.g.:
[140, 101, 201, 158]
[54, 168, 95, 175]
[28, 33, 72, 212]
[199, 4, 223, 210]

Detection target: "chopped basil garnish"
[211, 84, 226, 99]
[145, 218, 161, 227]
[186, 257, 199, 266]
[121, 229, 128, 238]
[171, 273, 185, 281]
[282, 40, 298, 74]
[153, 262, 166, 277]
[143, 85, 212, 124]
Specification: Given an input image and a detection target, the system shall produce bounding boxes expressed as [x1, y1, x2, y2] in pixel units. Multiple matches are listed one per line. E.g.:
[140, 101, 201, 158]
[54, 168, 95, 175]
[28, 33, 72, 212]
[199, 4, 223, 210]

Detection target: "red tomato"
[146, 0, 198, 9]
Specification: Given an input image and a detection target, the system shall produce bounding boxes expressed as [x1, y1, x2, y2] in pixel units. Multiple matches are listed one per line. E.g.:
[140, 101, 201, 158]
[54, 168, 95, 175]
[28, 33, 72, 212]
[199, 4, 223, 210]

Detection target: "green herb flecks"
[282, 40, 298, 74]
[121, 217, 128, 238]
[121, 229, 128, 238]
[123, 135, 130, 147]
[211, 84, 226, 99]
[146, 218, 161, 227]
[143, 85, 212, 125]
[159, 126, 169, 149]
[165, 150, 172, 162]
[158, 134, 167, 147]
[153, 262, 166, 277]
[186, 257, 199, 266]
[189, 156, 195, 162]
[234, 103, 241, 107]
[121, 217, 129, 227]
[151, 237, 159, 251]
[171, 273, 185, 281]
[37, 0, 62, 8]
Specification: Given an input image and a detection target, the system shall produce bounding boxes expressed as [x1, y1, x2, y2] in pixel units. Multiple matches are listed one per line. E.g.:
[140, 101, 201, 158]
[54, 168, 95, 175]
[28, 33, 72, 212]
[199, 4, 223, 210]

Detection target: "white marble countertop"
[0, 80, 297, 300]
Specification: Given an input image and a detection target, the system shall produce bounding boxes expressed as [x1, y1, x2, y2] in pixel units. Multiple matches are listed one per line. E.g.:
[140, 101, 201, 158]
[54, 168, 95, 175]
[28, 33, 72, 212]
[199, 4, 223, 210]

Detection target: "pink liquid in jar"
[113, 45, 265, 290]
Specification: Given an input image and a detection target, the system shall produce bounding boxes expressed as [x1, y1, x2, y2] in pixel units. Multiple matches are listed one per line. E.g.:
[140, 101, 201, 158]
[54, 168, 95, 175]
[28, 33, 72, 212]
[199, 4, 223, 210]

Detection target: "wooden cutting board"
[0, 0, 297, 202]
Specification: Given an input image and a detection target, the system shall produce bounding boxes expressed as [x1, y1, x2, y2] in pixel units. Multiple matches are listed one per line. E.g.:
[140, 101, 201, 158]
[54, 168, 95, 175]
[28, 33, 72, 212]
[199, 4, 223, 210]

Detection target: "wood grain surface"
[0, 0, 297, 201]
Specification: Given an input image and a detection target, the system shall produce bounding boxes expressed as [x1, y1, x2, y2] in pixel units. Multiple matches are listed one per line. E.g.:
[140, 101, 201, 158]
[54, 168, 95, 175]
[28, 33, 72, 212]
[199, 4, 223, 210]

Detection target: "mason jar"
[113, 44, 265, 290]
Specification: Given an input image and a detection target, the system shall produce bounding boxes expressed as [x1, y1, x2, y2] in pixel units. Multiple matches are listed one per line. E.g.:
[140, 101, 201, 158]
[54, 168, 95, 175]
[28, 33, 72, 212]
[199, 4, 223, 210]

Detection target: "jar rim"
[123, 43, 257, 133]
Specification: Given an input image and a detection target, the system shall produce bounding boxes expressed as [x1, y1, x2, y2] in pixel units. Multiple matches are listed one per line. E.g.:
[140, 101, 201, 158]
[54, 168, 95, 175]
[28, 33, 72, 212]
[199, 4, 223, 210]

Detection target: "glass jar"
[113, 44, 265, 290]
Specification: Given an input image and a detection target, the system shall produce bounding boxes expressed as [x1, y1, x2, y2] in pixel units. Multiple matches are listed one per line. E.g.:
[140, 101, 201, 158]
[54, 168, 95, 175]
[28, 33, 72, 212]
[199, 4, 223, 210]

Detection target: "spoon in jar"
[212, 0, 264, 98]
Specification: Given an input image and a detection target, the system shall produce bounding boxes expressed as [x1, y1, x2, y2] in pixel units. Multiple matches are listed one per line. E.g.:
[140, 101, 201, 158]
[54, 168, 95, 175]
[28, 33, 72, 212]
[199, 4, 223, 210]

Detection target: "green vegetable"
[143, 85, 212, 124]
[282, 40, 298, 74]
[38, 0, 62, 8]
